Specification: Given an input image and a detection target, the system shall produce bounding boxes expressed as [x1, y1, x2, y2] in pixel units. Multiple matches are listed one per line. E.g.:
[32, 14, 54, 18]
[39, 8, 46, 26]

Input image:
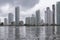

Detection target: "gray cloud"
[0, 0, 13, 5]
[19, 0, 39, 8]
[0, 0, 39, 8]
[0, 13, 8, 17]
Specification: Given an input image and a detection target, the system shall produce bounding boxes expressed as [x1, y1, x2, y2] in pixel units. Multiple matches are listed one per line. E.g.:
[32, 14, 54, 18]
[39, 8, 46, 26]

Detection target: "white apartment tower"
[8, 13, 13, 25]
[4, 18, 7, 25]
[36, 10, 40, 25]
[45, 7, 53, 25]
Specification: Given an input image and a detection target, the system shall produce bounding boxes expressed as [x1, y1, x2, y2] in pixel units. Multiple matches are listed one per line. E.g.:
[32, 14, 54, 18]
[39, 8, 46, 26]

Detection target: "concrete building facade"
[15, 7, 20, 25]
[4, 18, 7, 25]
[45, 7, 53, 25]
[36, 10, 40, 25]
[8, 13, 13, 25]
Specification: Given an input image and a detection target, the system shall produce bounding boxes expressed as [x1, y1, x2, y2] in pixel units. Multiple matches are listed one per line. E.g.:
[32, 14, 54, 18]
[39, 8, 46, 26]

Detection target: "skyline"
[0, 0, 59, 23]
[0, 0, 60, 40]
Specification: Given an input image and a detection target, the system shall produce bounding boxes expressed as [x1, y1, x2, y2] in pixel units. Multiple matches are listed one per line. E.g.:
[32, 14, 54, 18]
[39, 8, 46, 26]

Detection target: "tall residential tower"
[8, 13, 13, 25]
[4, 18, 7, 25]
[15, 7, 20, 25]
[45, 7, 53, 25]
[36, 10, 40, 25]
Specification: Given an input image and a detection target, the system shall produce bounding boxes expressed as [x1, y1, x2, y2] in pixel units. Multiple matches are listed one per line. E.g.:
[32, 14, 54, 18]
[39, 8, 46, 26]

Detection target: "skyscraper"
[36, 10, 40, 25]
[8, 13, 13, 25]
[25, 17, 31, 25]
[56, 2, 60, 40]
[30, 14, 36, 25]
[25, 14, 36, 25]
[56, 2, 60, 25]
[15, 7, 20, 25]
[45, 7, 53, 25]
[4, 18, 7, 25]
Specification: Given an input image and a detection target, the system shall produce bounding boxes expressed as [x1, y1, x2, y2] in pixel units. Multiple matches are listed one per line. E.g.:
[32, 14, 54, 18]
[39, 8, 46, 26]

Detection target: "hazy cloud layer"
[19, 0, 39, 8]
[0, 0, 39, 8]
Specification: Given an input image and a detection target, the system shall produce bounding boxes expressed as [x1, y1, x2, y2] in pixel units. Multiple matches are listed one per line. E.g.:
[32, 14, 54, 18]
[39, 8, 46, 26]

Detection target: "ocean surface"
[0, 26, 57, 40]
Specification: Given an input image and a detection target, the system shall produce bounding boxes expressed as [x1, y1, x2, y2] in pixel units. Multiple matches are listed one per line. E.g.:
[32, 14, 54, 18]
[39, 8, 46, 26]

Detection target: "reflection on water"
[0, 26, 58, 40]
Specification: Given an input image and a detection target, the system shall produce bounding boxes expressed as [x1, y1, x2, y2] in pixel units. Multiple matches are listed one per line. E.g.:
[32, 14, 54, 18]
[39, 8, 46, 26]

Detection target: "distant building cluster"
[45, 2, 60, 40]
[1, 1, 60, 40]
[0, 7, 24, 26]
[0, 1, 60, 26]
[25, 10, 44, 26]
[0, 4, 56, 26]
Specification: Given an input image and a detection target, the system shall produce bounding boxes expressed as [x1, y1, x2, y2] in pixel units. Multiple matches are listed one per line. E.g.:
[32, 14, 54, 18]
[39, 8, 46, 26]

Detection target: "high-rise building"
[45, 11, 48, 24]
[25, 14, 36, 25]
[25, 17, 31, 25]
[45, 7, 53, 25]
[52, 4, 55, 25]
[36, 10, 40, 25]
[30, 14, 36, 25]
[56, 2, 60, 40]
[15, 7, 20, 25]
[8, 13, 13, 25]
[56, 2, 60, 25]
[4, 18, 7, 25]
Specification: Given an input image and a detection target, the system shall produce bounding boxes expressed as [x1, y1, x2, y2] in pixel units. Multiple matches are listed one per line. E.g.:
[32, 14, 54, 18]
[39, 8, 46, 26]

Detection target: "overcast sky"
[0, 0, 60, 23]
